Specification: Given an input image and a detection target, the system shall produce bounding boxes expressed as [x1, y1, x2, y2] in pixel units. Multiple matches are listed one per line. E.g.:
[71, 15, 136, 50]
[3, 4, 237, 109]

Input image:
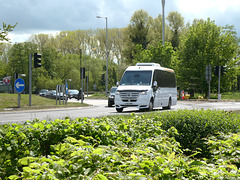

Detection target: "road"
[0, 99, 240, 124]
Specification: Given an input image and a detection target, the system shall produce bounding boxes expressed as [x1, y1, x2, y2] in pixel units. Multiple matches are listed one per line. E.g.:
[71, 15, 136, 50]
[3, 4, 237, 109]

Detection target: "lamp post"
[97, 16, 108, 96]
[161, 0, 165, 45]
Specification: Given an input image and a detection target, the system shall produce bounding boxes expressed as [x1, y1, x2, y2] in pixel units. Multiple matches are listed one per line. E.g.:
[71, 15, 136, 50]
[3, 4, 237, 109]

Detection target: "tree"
[148, 15, 163, 47]
[109, 28, 124, 65]
[7, 42, 38, 93]
[123, 9, 153, 64]
[29, 34, 51, 52]
[177, 18, 238, 95]
[166, 11, 185, 49]
[0, 43, 11, 77]
[41, 46, 59, 78]
[133, 41, 176, 68]
[0, 23, 17, 43]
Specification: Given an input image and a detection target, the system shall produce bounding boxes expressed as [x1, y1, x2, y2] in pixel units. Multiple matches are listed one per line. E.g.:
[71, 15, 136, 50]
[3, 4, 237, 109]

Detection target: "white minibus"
[115, 63, 177, 112]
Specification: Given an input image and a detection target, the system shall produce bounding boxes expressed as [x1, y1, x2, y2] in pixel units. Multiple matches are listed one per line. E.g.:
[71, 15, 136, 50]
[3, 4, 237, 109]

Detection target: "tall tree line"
[0, 10, 239, 95]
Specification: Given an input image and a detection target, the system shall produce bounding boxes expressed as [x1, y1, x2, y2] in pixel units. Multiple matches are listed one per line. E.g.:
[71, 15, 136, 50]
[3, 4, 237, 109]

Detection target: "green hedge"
[152, 109, 240, 157]
[0, 110, 240, 179]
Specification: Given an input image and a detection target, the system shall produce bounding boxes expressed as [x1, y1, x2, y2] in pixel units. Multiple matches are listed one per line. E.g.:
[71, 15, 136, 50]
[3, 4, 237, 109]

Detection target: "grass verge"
[0, 93, 88, 111]
[86, 92, 108, 99]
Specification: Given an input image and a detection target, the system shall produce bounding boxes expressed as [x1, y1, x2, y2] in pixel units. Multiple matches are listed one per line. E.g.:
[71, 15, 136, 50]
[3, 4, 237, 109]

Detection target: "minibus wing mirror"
[153, 81, 158, 87]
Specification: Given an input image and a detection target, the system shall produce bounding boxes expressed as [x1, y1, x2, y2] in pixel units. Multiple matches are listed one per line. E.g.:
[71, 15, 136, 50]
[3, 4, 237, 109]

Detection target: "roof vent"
[136, 63, 161, 67]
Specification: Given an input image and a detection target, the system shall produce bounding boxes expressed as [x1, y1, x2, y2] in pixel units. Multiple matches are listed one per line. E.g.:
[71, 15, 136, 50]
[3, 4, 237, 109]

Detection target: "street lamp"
[162, 0, 165, 45]
[97, 16, 108, 96]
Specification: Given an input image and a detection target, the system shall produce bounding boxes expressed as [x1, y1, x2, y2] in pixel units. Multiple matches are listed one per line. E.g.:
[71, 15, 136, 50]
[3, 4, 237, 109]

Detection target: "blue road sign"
[15, 78, 25, 93]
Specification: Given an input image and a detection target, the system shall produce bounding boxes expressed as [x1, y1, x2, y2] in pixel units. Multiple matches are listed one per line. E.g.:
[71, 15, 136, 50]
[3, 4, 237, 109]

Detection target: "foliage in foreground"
[0, 110, 240, 179]
[153, 109, 240, 157]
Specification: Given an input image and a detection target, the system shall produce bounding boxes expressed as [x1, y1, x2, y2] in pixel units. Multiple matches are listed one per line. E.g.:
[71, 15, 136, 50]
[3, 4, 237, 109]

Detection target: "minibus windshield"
[120, 70, 152, 85]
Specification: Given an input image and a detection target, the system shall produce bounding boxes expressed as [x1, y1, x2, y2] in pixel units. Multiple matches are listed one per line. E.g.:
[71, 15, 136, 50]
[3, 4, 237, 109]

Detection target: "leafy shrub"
[0, 114, 181, 178]
[153, 109, 240, 157]
[206, 132, 240, 168]
[1, 110, 240, 179]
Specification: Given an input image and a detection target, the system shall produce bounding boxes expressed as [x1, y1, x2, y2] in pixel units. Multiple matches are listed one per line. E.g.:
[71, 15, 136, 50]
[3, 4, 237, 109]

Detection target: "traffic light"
[80, 67, 85, 79]
[214, 66, 219, 76]
[34, 53, 41, 68]
[221, 66, 226, 76]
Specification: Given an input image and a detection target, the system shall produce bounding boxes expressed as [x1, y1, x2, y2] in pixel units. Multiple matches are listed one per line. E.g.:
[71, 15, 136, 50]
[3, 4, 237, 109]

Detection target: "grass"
[222, 92, 240, 100]
[86, 92, 108, 99]
[189, 92, 240, 101]
[0, 93, 88, 111]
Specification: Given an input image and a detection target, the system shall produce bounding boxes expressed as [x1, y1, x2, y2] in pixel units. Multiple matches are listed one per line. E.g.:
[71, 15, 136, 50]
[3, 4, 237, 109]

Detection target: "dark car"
[68, 89, 79, 99]
[108, 86, 117, 107]
[46, 90, 66, 100]
[45, 90, 55, 99]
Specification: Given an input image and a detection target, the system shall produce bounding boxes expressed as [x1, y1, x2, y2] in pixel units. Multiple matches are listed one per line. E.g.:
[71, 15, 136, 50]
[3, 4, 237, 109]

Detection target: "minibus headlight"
[116, 91, 120, 95]
[140, 91, 148, 95]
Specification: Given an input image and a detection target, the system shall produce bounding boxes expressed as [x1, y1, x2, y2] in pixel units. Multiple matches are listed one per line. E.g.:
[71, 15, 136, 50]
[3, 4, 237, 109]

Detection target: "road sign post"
[15, 78, 25, 108]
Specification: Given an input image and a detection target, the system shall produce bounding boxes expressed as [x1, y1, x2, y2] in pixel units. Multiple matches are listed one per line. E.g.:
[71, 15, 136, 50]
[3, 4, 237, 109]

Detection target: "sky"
[1, 0, 240, 43]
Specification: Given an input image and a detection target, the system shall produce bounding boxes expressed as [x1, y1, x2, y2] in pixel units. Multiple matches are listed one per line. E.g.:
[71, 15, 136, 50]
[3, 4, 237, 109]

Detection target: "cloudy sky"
[1, 0, 240, 43]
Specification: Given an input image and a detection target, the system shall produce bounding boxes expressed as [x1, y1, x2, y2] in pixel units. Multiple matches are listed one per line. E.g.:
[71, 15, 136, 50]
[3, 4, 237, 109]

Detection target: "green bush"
[0, 114, 181, 178]
[153, 109, 240, 157]
[206, 132, 240, 169]
[1, 110, 240, 179]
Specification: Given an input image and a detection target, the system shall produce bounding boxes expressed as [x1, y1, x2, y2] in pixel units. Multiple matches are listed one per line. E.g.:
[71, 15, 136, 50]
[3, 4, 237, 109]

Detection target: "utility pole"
[97, 16, 108, 96]
[218, 65, 221, 100]
[162, 0, 165, 45]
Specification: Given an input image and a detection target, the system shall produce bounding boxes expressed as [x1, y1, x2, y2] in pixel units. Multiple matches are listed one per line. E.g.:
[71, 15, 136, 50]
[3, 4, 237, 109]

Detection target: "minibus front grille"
[120, 91, 139, 101]
[122, 100, 137, 102]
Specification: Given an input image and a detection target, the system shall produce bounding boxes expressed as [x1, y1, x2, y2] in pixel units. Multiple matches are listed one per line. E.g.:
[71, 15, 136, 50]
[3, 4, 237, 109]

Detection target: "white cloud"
[8, 33, 31, 43]
[8, 30, 60, 44]
[176, 0, 240, 14]
[1, 0, 240, 43]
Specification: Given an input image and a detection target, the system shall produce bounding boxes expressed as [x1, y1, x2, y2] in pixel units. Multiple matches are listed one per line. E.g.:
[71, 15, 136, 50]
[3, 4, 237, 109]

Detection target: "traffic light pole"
[218, 65, 221, 100]
[80, 49, 83, 104]
[81, 66, 83, 104]
[29, 53, 32, 106]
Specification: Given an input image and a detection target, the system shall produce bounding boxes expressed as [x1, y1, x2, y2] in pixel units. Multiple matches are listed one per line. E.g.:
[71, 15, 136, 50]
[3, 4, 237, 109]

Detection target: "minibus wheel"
[116, 108, 123, 112]
[163, 97, 171, 110]
[148, 99, 153, 111]
[166, 98, 171, 109]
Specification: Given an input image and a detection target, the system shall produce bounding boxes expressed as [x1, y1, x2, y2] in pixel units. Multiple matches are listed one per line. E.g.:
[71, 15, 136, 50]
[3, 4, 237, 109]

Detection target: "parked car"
[46, 90, 67, 100]
[68, 89, 79, 99]
[108, 86, 117, 107]
[39, 89, 48, 97]
[45, 90, 55, 99]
